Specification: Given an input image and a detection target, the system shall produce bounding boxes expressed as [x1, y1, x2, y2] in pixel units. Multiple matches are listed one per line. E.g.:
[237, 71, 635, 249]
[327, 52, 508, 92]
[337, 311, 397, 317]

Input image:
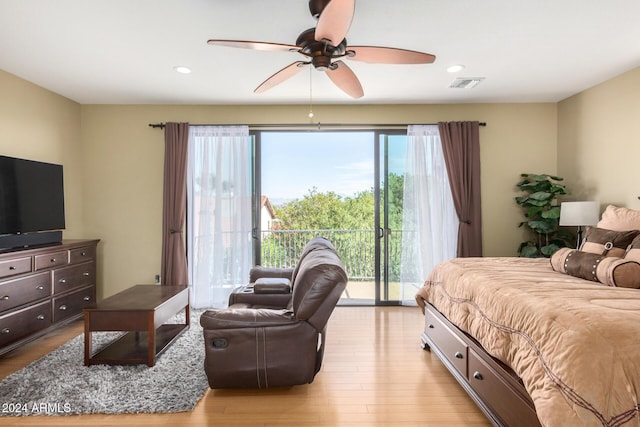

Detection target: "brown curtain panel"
[161, 122, 189, 285]
[438, 121, 483, 257]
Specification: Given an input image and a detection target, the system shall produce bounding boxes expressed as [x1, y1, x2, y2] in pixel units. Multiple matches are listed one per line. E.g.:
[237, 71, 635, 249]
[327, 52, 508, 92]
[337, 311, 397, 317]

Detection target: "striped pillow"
[551, 247, 640, 288]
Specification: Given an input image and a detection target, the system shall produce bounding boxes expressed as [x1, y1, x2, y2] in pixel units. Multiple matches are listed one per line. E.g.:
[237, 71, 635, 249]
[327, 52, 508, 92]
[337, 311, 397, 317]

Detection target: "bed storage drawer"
[425, 306, 468, 377]
[469, 349, 540, 427]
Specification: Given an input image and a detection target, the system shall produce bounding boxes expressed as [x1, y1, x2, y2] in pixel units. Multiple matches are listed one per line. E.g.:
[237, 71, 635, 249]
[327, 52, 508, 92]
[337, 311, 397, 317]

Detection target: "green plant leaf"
[527, 206, 543, 218]
[528, 191, 552, 201]
[541, 244, 560, 257]
[541, 206, 560, 219]
[520, 245, 541, 257]
[527, 219, 556, 234]
[524, 199, 550, 207]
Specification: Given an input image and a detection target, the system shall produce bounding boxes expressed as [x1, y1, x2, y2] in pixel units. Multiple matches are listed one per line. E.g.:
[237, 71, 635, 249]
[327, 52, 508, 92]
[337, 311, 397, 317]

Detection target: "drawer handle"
[428, 324, 434, 329]
[36, 314, 45, 320]
[473, 371, 483, 381]
[1, 328, 10, 335]
[1, 295, 9, 301]
[81, 252, 87, 256]
[83, 272, 90, 276]
[9, 266, 16, 271]
[454, 352, 464, 359]
[59, 279, 67, 284]
[37, 285, 45, 291]
[59, 305, 67, 311]
[83, 296, 91, 301]
[50, 258, 56, 263]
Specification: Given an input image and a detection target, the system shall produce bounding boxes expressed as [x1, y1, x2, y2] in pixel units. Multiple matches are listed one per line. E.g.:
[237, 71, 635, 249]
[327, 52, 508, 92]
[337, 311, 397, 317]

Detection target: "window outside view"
[259, 131, 407, 303]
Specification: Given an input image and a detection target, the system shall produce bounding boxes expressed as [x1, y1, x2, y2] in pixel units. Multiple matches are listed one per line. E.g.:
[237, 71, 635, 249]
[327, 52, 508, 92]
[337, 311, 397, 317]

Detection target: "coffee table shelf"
[88, 324, 187, 365]
[84, 285, 189, 367]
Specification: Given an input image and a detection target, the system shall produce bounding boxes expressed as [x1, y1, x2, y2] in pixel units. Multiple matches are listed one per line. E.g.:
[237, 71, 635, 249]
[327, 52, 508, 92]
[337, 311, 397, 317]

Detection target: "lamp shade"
[559, 201, 600, 226]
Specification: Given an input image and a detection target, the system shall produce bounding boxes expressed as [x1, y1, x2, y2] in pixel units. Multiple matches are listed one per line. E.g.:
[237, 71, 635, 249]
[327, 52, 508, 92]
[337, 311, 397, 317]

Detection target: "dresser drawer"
[53, 262, 95, 294]
[0, 257, 32, 279]
[468, 349, 540, 427]
[425, 306, 468, 377]
[69, 246, 96, 264]
[0, 301, 52, 347]
[0, 272, 51, 312]
[52, 285, 95, 323]
[34, 250, 69, 270]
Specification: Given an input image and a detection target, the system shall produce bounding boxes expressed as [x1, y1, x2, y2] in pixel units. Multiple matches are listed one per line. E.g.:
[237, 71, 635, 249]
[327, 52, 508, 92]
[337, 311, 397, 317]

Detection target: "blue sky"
[261, 131, 406, 206]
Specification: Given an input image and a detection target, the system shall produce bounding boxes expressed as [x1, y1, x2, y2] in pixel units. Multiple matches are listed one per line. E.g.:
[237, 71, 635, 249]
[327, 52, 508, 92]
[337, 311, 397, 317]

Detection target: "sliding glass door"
[254, 129, 406, 305]
[375, 131, 407, 304]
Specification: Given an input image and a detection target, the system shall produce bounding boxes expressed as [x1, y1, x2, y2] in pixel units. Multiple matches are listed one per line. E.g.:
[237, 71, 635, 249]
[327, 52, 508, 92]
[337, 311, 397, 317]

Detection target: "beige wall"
[1, 68, 559, 299]
[558, 67, 640, 211]
[80, 103, 557, 297]
[0, 70, 84, 238]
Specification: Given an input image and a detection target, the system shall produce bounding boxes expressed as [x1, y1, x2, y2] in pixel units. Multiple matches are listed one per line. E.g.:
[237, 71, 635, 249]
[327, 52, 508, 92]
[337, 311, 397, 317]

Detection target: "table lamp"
[559, 201, 600, 248]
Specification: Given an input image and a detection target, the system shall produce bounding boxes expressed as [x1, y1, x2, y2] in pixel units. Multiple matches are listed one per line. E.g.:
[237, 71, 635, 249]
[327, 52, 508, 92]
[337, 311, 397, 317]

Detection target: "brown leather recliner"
[227, 237, 338, 308]
[200, 239, 347, 389]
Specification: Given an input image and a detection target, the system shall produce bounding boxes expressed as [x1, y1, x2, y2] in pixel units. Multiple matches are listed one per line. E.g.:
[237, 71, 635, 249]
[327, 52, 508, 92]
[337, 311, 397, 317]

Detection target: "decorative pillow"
[579, 227, 640, 258]
[551, 247, 640, 288]
[624, 235, 640, 262]
[597, 205, 640, 231]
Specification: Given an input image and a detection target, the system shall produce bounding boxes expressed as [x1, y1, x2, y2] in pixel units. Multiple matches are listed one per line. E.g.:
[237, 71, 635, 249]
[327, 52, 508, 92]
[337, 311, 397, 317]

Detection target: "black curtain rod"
[148, 122, 487, 130]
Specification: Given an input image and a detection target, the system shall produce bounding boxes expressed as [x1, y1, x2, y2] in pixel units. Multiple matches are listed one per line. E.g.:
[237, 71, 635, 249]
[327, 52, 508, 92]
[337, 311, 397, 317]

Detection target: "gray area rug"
[0, 309, 208, 416]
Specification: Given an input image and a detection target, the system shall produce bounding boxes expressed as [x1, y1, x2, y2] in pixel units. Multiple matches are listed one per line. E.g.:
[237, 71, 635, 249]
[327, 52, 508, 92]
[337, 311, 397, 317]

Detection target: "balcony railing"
[259, 229, 403, 281]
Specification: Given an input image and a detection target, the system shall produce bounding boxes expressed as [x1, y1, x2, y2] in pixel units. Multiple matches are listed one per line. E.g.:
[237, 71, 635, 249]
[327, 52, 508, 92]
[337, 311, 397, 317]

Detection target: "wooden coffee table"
[83, 285, 189, 367]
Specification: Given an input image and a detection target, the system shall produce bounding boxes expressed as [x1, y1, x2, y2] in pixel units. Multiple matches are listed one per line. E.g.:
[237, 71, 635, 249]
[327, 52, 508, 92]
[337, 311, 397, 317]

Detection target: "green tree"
[385, 173, 404, 230]
[274, 187, 374, 230]
[264, 180, 405, 281]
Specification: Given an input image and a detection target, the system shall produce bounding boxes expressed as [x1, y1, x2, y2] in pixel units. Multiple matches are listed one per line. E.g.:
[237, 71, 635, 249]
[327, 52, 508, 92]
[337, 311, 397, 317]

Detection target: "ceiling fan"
[207, 0, 436, 99]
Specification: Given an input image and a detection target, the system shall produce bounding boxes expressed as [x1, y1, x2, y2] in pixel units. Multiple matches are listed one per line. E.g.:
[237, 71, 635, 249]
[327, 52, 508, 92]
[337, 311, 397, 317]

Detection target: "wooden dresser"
[0, 239, 99, 356]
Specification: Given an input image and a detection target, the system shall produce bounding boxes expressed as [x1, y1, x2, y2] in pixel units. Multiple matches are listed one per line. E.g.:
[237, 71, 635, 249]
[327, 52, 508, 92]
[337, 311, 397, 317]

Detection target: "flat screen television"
[0, 155, 66, 241]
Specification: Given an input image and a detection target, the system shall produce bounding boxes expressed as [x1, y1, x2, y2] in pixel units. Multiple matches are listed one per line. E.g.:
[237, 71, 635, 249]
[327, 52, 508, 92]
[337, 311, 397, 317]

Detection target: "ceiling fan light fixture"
[446, 64, 465, 73]
[173, 66, 192, 74]
[449, 77, 484, 89]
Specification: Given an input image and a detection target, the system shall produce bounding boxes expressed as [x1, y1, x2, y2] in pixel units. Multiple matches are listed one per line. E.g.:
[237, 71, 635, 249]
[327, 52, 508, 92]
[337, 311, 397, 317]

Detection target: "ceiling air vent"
[449, 77, 485, 89]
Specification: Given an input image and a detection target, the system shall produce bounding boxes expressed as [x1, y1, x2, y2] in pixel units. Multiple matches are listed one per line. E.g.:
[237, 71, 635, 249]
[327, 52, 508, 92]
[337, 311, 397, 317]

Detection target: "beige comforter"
[416, 257, 640, 427]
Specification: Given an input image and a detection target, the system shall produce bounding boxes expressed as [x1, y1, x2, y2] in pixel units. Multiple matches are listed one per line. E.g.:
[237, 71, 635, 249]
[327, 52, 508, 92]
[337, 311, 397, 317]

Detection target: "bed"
[416, 205, 640, 427]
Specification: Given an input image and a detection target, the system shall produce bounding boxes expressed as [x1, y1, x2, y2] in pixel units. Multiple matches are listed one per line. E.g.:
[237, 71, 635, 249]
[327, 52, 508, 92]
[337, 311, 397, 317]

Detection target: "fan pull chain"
[308, 66, 314, 121]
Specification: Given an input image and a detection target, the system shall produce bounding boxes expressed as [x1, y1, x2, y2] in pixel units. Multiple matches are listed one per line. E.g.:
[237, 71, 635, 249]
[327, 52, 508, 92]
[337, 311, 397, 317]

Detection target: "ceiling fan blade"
[315, 0, 355, 46]
[207, 39, 298, 52]
[255, 61, 308, 94]
[347, 46, 436, 64]
[325, 60, 363, 98]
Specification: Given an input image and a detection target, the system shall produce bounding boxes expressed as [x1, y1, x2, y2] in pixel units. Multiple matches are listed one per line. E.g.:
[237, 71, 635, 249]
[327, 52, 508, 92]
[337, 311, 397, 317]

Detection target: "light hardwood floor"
[0, 306, 491, 427]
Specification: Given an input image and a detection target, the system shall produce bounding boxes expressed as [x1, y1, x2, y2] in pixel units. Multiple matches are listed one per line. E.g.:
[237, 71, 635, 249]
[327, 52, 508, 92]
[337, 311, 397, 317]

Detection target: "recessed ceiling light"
[174, 66, 192, 74]
[446, 64, 465, 73]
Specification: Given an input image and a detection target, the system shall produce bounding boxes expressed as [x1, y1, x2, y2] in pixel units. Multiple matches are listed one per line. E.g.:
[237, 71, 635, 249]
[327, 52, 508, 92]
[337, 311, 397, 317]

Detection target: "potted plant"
[515, 173, 574, 257]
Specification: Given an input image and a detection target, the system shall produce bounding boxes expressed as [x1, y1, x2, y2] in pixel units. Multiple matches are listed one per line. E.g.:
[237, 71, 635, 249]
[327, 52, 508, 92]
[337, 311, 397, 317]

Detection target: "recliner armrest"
[249, 266, 294, 283]
[200, 308, 294, 329]
[254, 277, 291, 294]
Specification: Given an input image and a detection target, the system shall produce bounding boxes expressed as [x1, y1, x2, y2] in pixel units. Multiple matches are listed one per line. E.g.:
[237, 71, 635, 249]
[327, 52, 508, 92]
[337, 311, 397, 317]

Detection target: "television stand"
[0, 231, 63, 251]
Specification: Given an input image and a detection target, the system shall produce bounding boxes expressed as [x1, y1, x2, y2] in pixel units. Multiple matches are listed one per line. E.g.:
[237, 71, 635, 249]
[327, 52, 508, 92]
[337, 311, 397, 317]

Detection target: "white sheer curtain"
[187, 126, 252, 309]
[400, 125, 458, 304]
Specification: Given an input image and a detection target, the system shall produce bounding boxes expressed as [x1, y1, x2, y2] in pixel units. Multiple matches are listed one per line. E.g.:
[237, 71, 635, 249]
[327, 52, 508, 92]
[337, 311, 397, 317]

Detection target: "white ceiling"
[1, 0, 640, 105]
